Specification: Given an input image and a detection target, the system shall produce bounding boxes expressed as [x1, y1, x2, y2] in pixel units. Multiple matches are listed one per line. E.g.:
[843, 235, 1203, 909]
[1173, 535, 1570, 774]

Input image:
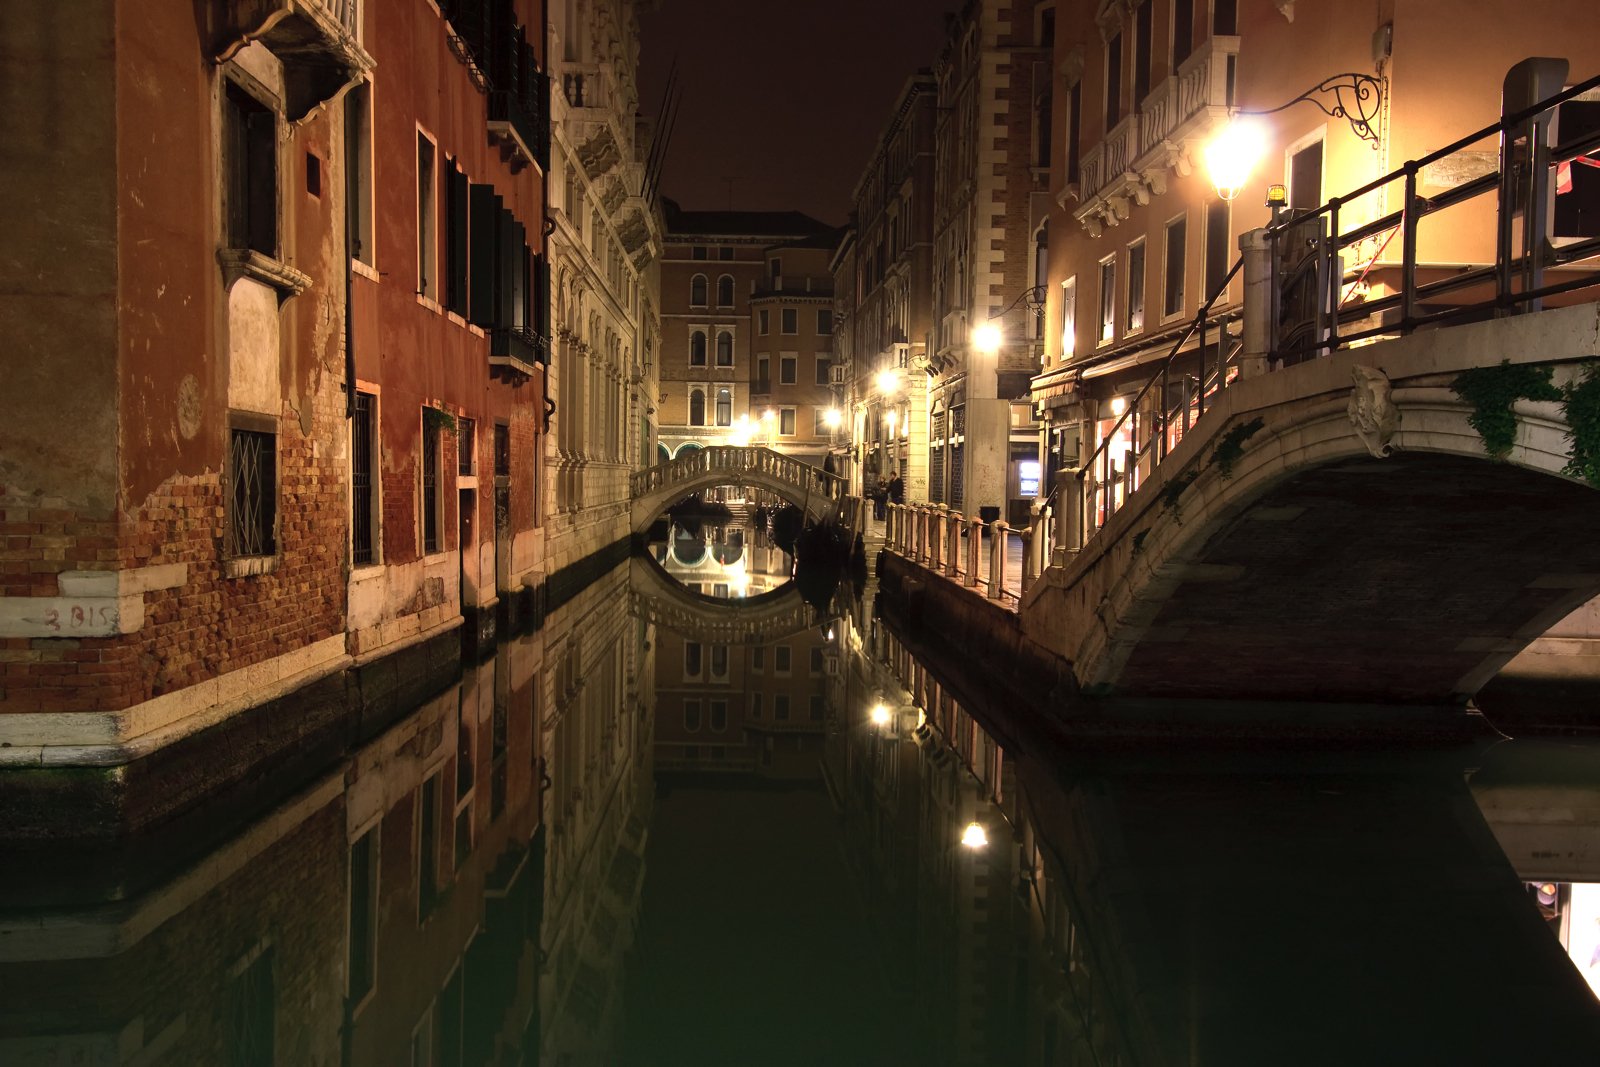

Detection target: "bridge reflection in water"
[0, 545, 1596, 1064]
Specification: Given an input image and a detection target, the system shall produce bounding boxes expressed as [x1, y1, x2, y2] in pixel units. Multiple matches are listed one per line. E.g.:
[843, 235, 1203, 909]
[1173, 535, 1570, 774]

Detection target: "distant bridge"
[628, 555, 820, 645]
[629, 447, 844, 534]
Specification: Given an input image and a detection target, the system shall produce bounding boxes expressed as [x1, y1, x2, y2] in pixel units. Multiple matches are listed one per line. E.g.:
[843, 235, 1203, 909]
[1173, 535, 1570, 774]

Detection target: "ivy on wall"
[1451, 359, 1600, 486]
[1561, 363, 1600, 486]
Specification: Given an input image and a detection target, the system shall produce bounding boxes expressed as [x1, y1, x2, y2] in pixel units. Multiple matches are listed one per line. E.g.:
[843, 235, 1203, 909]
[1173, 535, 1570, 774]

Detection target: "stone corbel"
[217, 248, 312, 305]
[1141, 167, 1169, 198]
[1082, 213, 1104, 238]
[1106, 194, 1132, 222]
[1275, 0, 1296, 22]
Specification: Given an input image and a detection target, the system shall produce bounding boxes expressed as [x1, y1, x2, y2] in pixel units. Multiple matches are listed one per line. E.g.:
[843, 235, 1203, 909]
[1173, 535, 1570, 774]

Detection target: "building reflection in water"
[0, 559, 653, 1067]
[3, 542, 1599, 1065]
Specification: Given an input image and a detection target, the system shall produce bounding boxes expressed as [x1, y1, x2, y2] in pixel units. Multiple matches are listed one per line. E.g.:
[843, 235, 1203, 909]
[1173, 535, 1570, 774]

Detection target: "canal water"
[2, 515, 1599, 1065]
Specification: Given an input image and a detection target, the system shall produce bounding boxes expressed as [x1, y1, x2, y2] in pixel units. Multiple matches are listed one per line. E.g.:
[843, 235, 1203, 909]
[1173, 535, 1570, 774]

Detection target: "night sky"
[637, 0, 955, 225]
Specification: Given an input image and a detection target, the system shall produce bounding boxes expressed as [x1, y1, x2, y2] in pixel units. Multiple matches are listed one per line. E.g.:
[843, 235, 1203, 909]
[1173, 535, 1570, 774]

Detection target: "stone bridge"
[628, 555, 820, 645]
[628, 446, 844, 534]
[1021, 302, 1600, 707]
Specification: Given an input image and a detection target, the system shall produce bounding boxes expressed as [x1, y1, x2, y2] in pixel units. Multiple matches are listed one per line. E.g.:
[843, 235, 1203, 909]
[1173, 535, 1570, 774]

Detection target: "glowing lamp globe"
[961, 821, 989, 849]
[972, 321, 1003, 355]
[869, 703, 891, 727]
[1205, 117, 1266, 202]
[823, 407, 843, 430]
[874, 369, 900, 395]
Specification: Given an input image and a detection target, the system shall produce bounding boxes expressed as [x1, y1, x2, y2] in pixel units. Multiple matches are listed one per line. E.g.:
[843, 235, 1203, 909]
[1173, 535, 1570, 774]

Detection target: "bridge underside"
[631, 472, 835, 534]
[1107, 453, 1600, 704]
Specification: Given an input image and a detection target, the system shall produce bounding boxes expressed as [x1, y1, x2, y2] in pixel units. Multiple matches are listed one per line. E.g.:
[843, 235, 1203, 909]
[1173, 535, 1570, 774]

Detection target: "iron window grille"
[458, 416, 476, 475]
[422, 417, 440, 553]
[494, 423, 510, 476]
[229, 426, 277, 557]
[352, 393, 376, 565]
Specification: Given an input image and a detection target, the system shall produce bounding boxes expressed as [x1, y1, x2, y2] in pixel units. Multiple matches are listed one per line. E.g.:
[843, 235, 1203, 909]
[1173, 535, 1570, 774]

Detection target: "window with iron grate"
[229, 424, 277, 557]
[352, 393, 376, 565]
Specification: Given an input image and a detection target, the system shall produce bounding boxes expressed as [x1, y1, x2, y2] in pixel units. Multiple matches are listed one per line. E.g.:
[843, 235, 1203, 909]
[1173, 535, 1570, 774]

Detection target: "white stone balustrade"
[987, 521, 1009, 601]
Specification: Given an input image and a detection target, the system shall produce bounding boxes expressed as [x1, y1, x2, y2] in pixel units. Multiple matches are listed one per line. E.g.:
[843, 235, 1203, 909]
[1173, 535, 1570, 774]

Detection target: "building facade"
[842, 74, 939, 503]
[546, 0, 663, 574]
[657, 204, 835, 466]
[929, 0, 1052, 524]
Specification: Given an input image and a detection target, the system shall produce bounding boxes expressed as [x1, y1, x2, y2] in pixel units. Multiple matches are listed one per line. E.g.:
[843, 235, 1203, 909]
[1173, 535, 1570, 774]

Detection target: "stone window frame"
[216, 64, 310, 303]
[716, 274, 735, 307]
[690, 273, 708, 307]
[351, 385, 383, 570]
[778, 406, 798, 437]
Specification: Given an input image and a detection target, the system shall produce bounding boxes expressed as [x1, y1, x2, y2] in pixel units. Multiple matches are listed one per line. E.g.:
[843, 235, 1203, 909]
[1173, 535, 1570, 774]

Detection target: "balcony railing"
[1078, 114, 1138, 206]
[1135, 35, 1238, 167]
[490, 326, 548, 376]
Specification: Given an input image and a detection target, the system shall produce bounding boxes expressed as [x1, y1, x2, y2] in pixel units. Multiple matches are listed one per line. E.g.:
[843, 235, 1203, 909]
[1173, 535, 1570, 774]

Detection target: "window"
[774, 694, 791, 720]
[1214, 0, 1238, 35]
[352, 393, 377, 565]
[1104, 31, 1123, 130]
[718, 246, 734, 260]
[224, 82, 278, 257]
[780, 356, 797, 384]
[494, 423, 511, 476]
[1289, 138, 1325, 212]
[715, 388, 732, 427]
[1173, 0, 1194, 66]
[1035, 89, 1053, 169]
[815, 358, 831, 385]
[1039, 7, 1055, 46]
[348, 828, 378, 1003]
[750, 692, 763, 719]
[690, 330, 707, 366]
[770, 258, 782, 281]
[711, 645, 729, 678]
[689, 388, 706, 426]
[753, 646, 765, 671]
[416, 132, 436, 299]
[1164, 215, 1188, 319]
[229, 418, 277, 557]
[1204, 200, 1231, 302]
[809, 646, 824, 674]
[775, 645, 791, 675]
[684, 699, 702, 731]
[691, 274, 708, 306]
[1061, 276, 1077, 362]
[717, 275, 734, 306]
[716, 331, 734, 366]
[759, 309, 770, 335]
[809, 694, 824, 721]
[442, 157, 468, 315]
[457, 416, 475, 476]
[781, 308, 798, 334]
[1097, 256, 1116, 345]
[685, 641, 703, 678]
[344, 83, 374, 267]
[692, 245, 708, 260]
[1134, 0, 1152, 105]
[710, 700, 728, 732]
[817, 309, 833, 335]
[421, 411, 441, 553]
[1127, 240, 1146, 333]
[757, 355, 770, 389]
[225, 946, 276, 1067]
[813, 407, 831, 435]
[780, 408, 796, 436]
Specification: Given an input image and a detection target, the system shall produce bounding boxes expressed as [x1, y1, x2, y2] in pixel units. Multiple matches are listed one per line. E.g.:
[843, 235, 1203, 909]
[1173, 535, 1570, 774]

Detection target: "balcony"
[1072, 35, 1239, 235]
[488, 69, 551, 172]
[489, 326, 548, 378]
[214, 0, 374, 122]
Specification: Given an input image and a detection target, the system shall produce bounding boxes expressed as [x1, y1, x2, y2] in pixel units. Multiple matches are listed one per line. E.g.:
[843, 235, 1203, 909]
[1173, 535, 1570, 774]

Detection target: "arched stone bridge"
[629, 446, 843, 534]
[1021, 303, 1600, 708]
[628, 556, 821, 646]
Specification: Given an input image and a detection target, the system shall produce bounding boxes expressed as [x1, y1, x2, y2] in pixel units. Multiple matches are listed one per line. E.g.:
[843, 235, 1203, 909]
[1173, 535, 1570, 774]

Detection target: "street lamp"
[823, 407, 843, 430]
[972, 320, 1004, 356]
[960, 821, 989, 849]
[1205, 72, 1384, 202]
[869, 702, 891, 728]
[874, 368, 900, 396]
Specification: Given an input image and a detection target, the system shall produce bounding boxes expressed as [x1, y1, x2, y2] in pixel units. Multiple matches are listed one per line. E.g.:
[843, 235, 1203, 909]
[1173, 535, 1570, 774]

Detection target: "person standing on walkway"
[873, 475, 888, 521]
[888, 472, 904, 506]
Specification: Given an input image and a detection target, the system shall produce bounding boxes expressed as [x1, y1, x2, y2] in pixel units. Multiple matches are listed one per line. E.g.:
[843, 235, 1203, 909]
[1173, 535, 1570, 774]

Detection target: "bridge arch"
[630, 446, 844, 534]
[628, 556, 820, 646]
[1022, 310, 1600, 706]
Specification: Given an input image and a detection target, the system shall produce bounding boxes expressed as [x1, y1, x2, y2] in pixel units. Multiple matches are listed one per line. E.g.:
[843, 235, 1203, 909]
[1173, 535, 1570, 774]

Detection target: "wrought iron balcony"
[214, 0, 374, 122]
[487, 28, 550, 172]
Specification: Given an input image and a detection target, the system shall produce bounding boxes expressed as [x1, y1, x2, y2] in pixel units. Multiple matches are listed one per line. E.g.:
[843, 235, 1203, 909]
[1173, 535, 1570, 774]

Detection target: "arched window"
[715, 387, 732, 426]
[689, 388, 706, 426]
[715, 331, 733, 367]
[691, 274, 707, 306]
[717, 275, 734, 306]
[690, 330, 707, 365]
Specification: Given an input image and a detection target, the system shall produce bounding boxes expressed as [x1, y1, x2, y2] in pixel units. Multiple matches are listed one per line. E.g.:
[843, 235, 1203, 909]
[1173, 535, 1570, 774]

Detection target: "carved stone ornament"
[1348, 364, 1399, 458]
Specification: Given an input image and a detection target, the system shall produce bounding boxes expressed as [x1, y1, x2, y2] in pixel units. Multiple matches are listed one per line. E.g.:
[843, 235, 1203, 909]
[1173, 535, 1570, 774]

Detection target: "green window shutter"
[469, 183, 500, 327]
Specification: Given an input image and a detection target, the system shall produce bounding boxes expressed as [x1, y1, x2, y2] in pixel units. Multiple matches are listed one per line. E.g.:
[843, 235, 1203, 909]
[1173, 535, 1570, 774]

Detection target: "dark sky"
[637, 0, 954, 226]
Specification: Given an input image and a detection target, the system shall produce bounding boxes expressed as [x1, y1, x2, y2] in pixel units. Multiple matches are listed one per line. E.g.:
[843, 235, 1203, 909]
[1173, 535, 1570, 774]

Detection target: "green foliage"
[1561, 362, 1600, 486]
[1451, 361, 1560, 459]
[1210, 417, 1266, 479]
[423, 406, 458, 434]
[1157, 470, 1199, 524]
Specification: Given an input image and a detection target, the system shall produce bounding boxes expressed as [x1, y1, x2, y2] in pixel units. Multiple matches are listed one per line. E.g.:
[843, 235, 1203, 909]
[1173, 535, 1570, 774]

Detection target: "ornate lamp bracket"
[1248, 72, 1384, 148]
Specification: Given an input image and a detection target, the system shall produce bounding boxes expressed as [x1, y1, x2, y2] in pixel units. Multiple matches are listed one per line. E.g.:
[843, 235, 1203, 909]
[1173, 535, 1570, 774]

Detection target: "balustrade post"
[987, 520, 1009, 599]
[931, 507, 945, 571]
[918, 506, 931, 564]
[1239, 227, 1272, 378]
[1021, 526, 1038, 596]
[965, 517, 981, 587]
[940, 508, 953, 575]
[888, 503, 900, 552]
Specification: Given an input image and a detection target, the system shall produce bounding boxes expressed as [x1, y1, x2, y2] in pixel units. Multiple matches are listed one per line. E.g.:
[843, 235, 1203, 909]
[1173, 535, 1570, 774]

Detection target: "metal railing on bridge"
[630, 446, 846, 505]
